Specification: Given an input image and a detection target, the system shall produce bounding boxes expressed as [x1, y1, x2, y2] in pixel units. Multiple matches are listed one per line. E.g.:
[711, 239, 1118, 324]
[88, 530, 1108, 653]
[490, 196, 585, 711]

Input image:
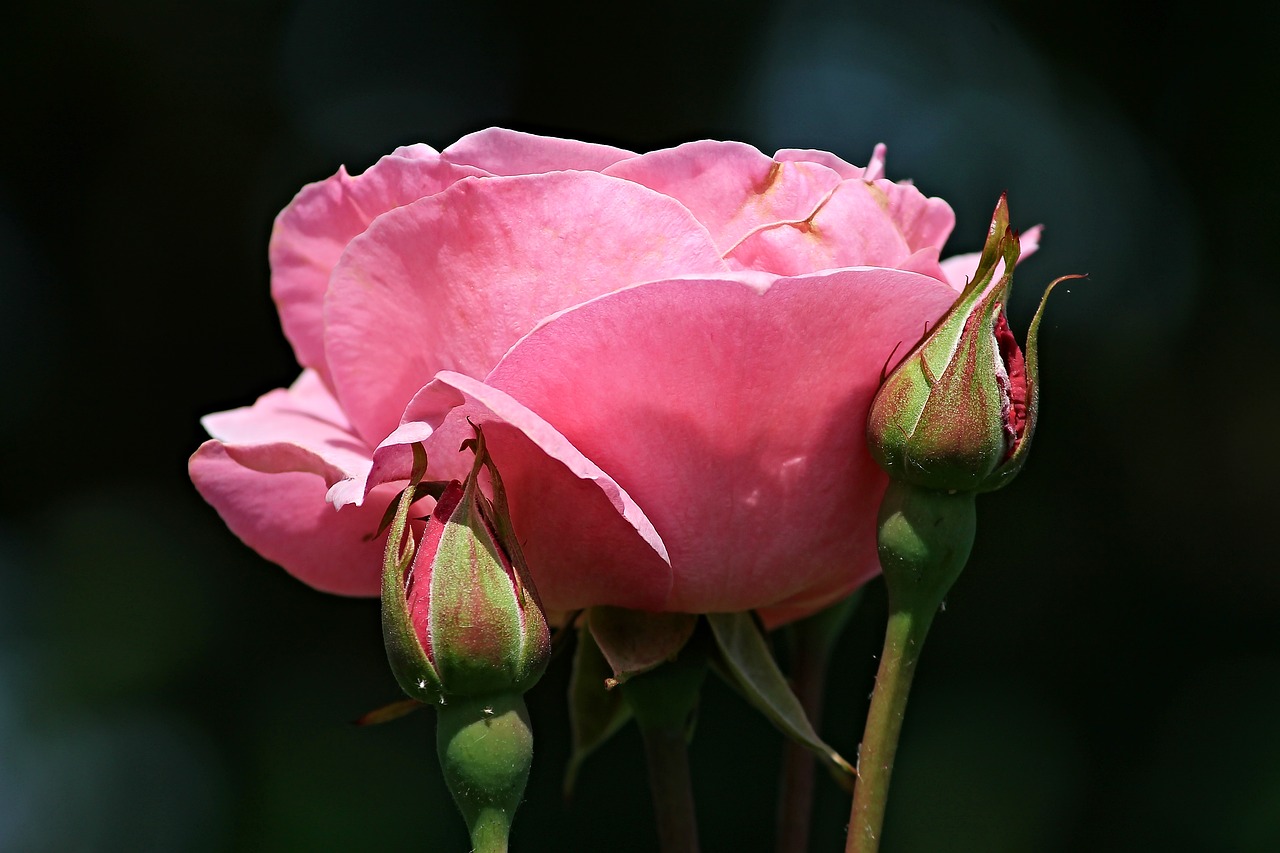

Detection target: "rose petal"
[441, 127, 637, 175]
[725, 177, 954, 279]
[201, 370, 372, 488]
[324, 171, 730, 444]
[603, 140, 843, 256]
[773, 142, 885, 180]
[361, 373, 674, 612]
[476, 270, 959, 615]
[190, 442, 403, 596]
[269, 147, 488, 384]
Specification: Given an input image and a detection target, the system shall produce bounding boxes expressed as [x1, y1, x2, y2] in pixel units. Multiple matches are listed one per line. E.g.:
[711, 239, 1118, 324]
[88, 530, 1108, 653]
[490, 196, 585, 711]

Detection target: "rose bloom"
[190, 128, 1038, 626]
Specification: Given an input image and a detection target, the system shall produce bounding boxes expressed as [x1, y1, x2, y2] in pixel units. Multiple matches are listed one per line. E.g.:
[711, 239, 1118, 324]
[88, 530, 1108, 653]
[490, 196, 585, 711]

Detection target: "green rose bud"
[380, 428, 551, 853]
[867, 195, 1074, 494]
[382, 429, 551, 704]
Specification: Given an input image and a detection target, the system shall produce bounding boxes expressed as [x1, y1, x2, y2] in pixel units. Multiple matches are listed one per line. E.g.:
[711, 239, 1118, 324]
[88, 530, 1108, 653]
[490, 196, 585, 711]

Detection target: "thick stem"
[467, 809, 512, 853]
[845, 482, 976, 853]
[436, 694, 533, 853]
[638, 722, 702, 853]
[622, 629, 709, 853]
[845, 606, 934, 853]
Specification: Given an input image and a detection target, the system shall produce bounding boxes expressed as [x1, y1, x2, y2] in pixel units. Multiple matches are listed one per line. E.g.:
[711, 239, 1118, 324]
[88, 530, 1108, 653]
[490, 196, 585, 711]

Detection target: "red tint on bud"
[993, 310, 1029, 459]
[867, 195, 1076, 494]
[382, 427, 551, 703]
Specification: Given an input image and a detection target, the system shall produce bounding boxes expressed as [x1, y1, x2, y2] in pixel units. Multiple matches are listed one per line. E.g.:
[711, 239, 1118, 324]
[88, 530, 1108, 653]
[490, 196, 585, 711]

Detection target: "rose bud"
[867, 195, 1074, 494]
[381, 430, 551, 704]
[381, 429, 551, 852]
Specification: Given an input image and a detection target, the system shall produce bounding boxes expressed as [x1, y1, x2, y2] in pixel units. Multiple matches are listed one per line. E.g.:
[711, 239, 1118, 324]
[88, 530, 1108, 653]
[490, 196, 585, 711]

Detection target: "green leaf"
[565, 625, 632, 797]
[707, 612, 856, 791]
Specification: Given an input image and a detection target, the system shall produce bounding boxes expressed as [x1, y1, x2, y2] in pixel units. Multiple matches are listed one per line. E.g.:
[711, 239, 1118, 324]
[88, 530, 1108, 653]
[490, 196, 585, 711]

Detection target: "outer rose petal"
[725, 178, 954, 280]
[201, 369, 372, 489]
[773, 143, 885, 180]
[441, 127, 637, 175]
[603, 141, 843, 255]
[471, 271, 960, 616]
[269, 146, 488, 385]
[357, 374, 673, 612]
[190, 442, 401, 596]
[324, 171, 729, 444]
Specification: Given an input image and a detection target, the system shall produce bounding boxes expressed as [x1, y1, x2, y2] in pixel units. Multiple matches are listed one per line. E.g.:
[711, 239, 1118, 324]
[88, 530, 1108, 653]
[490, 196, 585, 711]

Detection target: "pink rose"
[190, 128, 1037, 625]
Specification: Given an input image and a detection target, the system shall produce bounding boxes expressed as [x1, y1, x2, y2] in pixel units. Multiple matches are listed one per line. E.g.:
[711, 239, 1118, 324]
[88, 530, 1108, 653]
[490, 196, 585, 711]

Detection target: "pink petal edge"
[441, 127, 637, 175]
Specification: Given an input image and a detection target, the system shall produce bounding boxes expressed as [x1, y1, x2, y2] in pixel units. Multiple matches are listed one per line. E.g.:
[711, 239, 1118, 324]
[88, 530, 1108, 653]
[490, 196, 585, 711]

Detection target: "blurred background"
[3, 0, 1276, 850]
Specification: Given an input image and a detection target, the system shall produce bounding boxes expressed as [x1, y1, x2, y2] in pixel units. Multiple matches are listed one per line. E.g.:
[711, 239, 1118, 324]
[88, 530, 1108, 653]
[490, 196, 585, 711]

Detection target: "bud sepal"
[867, 195, 1077, 493]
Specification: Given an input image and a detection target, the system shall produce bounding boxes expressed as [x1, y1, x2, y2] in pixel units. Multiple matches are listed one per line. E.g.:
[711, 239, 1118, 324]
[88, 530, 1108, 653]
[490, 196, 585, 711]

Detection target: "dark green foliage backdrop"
[3, 1, 1277, 850]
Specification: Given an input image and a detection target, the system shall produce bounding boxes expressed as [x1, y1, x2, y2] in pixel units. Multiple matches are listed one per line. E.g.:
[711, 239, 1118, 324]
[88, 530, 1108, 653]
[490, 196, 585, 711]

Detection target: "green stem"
[845, 605, 934, 853]
[622, 629, 709, 853]
[435, 694, 533, 853]
[467, 809, 513, 853]
[845, 482, 976, 853]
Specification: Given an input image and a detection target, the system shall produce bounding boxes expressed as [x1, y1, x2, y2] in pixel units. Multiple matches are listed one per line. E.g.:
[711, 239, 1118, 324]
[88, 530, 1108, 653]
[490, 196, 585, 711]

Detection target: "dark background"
[3, 0, 1277, 850]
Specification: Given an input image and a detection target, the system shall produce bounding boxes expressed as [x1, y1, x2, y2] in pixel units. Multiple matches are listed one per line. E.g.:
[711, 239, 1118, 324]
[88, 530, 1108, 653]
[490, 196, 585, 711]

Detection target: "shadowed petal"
[361, 374, 674, 613]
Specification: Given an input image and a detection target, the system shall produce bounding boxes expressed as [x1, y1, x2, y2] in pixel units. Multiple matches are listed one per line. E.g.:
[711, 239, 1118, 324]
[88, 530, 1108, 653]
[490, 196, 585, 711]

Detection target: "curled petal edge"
[332, 371, 672, 572]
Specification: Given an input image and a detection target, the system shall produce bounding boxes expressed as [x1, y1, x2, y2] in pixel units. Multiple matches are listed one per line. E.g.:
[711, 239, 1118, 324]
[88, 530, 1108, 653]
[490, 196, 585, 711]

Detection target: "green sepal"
[565, 623, 633, 797]
[588, 606, 698, 687]
[429, 427, 550, 697]
[620, 624, 710, 735]
[868, 196, 1023, 492]
[706, 612, 856, 791]
[380, 443, 444, 705]
[977, 273, 1082, 493]
[368, 478, 453, 542]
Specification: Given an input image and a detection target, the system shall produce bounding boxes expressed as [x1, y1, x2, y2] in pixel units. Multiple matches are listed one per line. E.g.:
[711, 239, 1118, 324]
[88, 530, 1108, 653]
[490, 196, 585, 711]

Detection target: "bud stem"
[623, 630, 710, 853]
[846, 482, 976, 853]
[638, 723, 700, 853]
[436, 693, 534, 853]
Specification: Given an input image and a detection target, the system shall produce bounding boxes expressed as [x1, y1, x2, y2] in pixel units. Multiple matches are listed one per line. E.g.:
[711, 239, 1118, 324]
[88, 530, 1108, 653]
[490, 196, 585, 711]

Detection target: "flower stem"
[467, 809, 512, 853]
[776, 595, 859, 853]
[845, 604, 934, 853]
[638, 721, 702, 853]
[845, 481, 976, 853]
[622, 628, 710, 853]
[435, 694, 533, 853]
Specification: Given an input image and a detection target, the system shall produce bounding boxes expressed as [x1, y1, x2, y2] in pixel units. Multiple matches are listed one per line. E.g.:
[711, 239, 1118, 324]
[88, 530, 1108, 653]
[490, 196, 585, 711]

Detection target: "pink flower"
[189, 128, 1037, 625]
